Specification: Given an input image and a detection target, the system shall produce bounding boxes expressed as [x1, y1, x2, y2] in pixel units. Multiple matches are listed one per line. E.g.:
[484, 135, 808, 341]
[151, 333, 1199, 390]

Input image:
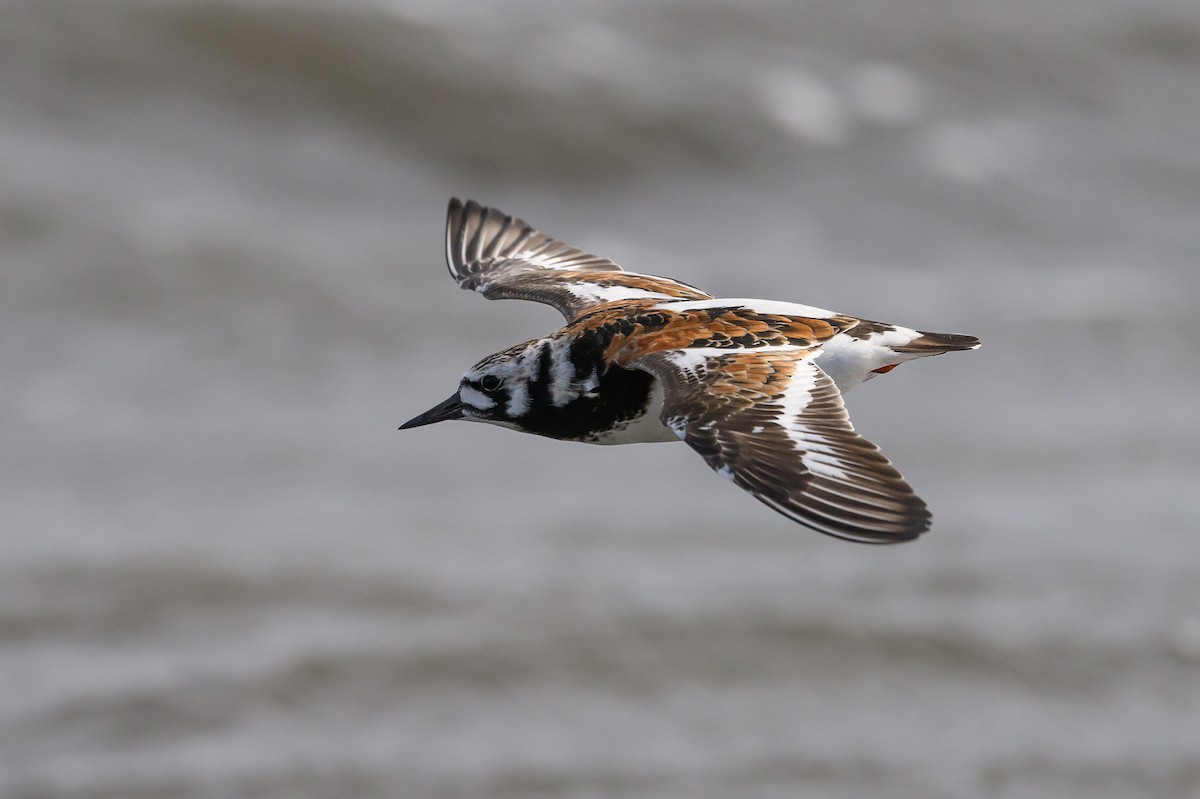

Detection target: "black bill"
[399, 394, 465, 430]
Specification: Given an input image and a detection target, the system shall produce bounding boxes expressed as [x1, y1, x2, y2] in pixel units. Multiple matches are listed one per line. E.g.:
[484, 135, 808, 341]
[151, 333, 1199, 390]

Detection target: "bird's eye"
[479, 375, 504, 392]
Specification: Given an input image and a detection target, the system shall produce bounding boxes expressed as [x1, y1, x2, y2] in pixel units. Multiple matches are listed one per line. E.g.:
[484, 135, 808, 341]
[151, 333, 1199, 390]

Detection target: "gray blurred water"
[2, 1, 1199, 797]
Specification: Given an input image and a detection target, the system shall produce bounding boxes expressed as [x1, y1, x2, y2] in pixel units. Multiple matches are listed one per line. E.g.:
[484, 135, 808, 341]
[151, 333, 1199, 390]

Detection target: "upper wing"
[445, 198, 712, 320]
[633, 347, 931, 543]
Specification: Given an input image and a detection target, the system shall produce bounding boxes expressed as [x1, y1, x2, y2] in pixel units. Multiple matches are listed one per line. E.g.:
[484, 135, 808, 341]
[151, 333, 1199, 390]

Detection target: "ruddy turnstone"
[401, 199, 979, 543]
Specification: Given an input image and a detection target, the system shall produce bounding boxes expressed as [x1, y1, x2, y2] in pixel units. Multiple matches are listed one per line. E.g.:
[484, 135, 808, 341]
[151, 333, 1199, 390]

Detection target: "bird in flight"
[401, 199, 979, 543]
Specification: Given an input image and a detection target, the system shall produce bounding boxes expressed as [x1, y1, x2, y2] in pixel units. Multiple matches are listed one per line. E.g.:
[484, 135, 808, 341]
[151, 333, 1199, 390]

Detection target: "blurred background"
[2, 0, 1198, 797]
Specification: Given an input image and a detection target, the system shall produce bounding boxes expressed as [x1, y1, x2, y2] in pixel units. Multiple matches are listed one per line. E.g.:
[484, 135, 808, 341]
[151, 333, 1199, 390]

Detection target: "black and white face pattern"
[457, 338, 658, 442]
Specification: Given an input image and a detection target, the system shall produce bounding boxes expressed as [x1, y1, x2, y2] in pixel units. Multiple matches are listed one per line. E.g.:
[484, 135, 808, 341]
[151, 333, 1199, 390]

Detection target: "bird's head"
[400, 340, 549, 433]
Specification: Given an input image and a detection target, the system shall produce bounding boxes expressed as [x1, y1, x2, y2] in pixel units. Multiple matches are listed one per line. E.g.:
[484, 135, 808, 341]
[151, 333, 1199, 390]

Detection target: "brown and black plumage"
[402, 198, 979, 543]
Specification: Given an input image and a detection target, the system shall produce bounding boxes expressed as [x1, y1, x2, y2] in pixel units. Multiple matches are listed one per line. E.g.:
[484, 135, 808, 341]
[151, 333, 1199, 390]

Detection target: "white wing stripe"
[636, 348, 931, 542]
[652, 298, 837, 318]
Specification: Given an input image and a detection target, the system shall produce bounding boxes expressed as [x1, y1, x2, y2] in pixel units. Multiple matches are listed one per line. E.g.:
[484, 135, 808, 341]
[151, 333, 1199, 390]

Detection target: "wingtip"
[445, 199, 463, 281]
[449, 197, 488, 220]
[750, 489, 930, 544]
[446, 197, 480, 231]
[445, 198, 498, 281]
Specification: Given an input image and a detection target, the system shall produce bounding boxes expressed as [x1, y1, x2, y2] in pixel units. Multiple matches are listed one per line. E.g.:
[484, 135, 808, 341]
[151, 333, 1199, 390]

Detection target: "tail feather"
[893, 331, 980, 355]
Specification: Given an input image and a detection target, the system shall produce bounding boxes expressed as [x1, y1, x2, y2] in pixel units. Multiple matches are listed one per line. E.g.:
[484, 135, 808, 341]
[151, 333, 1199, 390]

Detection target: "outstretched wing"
[633, 347, 931, 543]
[445, 198, 711, 320]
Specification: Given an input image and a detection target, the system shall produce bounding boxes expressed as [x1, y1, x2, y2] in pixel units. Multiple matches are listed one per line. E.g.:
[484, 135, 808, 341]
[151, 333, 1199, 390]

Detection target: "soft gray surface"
[2, 1, 1198, 797]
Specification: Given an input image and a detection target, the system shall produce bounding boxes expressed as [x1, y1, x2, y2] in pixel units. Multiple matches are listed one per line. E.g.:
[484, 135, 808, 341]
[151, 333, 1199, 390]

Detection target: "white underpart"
[459, 385, 496, 411]
[652, 297, 837, 318]
[813, 327, 921, 392]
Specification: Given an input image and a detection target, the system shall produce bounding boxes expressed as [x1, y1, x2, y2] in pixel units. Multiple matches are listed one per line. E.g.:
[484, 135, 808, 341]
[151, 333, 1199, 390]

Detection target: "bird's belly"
[813, 332, 906, 392]
[812, 341, 871, 393]
[585, 378, 678, 445]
